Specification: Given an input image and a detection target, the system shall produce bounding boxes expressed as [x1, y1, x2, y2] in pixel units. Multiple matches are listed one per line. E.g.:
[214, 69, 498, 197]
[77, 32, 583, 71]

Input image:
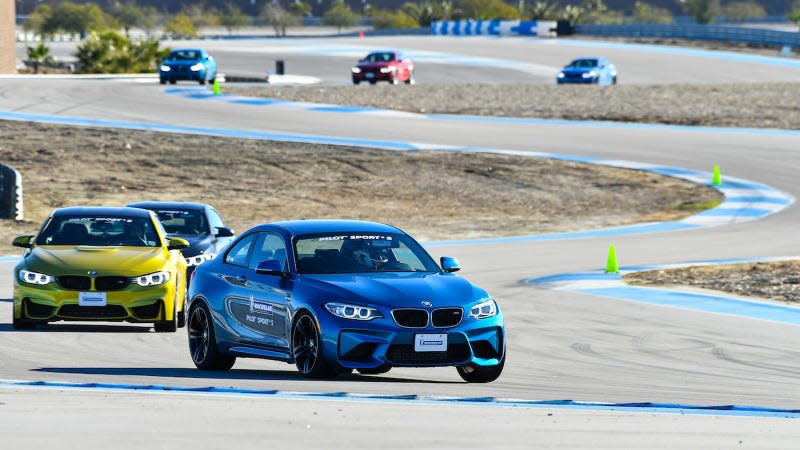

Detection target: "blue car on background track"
[159, 48, 217, 85]
[557, 57, 617, 85]
[186, 220, 505, 382]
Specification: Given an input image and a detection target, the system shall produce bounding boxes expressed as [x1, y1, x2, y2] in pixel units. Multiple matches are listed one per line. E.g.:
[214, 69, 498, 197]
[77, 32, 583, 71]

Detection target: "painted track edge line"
[1, 379, 798, 418]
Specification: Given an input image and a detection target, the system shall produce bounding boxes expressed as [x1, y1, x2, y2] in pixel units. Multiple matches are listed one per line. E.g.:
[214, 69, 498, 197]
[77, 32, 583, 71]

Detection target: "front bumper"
[316, 306, 505, 369]
[353, 71, 393, 83]
[14, 282, 177, 323]
[160, 69, 205, 82]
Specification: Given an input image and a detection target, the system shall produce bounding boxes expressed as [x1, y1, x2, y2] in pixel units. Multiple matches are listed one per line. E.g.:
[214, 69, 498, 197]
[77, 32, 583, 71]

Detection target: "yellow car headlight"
[19, 269, 56, 285]
[132, 271, 170, 287]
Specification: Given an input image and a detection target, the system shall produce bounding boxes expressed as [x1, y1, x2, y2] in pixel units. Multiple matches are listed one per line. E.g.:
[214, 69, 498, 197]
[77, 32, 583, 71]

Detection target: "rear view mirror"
[12, 235, 34, 248]
[168, 237, 189, 250]
[215, 227, 234, 238]
[441, 256, 461, 272]
[256, 260, 287, 277]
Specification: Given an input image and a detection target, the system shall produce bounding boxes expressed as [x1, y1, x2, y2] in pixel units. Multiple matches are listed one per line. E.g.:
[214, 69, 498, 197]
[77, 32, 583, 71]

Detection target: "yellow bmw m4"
[12, 207, 189, 332]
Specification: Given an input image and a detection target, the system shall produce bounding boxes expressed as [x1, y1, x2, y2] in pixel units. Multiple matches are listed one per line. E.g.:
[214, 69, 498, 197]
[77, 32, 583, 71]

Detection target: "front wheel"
[188, 302, 236, 370]
[405, 70, 415, 85]
[456, 356, 504, 383]
[13, 316, 41, 330]
[292, 313, 337, 378]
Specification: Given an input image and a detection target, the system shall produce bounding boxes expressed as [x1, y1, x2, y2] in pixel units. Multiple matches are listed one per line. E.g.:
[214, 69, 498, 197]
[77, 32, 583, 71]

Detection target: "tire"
[13, 316, 40, 330]
[188, 302, 236, 370]
[159, 78, 166, 85]
[352, 79, 360, 85]
[209, 77, 215, 84]
[292, 313, 337, 379]
[169, 80, 177, 85]
[199, 79, 207, 85]
[177, 308, 186, 328]
[612, 76, 618, 85]
[368, 80, 377, 85]
[405, 71, 414, 85]
[390, 75, 399, 85]
[456, 355, 504, 383]
[357, 364, 391, 375]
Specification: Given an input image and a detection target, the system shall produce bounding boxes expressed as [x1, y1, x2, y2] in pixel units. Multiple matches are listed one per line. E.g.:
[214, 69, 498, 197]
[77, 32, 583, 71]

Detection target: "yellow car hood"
[27, 246, 169, 277]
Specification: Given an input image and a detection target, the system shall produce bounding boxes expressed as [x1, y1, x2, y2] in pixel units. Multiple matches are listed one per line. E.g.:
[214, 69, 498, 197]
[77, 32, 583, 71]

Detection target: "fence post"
[0, 163, 23, 221]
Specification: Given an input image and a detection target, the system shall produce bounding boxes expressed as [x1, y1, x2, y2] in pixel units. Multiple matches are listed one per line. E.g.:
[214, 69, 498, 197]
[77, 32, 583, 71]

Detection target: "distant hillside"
[17, 0, 796, 18]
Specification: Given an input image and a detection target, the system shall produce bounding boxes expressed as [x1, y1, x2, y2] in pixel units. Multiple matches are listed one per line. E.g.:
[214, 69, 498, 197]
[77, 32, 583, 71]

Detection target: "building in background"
[0, 1, 13, 74]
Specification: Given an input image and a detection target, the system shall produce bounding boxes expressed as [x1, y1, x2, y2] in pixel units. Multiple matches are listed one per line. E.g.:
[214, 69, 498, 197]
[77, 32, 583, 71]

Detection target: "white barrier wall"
[431, 20, 557, 37]
[0, 1, 14, 73]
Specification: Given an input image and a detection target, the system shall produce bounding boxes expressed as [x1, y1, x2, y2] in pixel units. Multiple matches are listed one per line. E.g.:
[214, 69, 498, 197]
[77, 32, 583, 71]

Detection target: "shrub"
[75, 31, 168, 74]
[371, 9, 419, 29]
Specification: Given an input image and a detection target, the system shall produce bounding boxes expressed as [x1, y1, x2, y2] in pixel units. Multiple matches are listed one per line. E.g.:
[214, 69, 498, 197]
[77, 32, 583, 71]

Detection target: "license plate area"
[79, 292, 107, 307]
[365, 72, 375, 79]
[414, 333, 447, 352]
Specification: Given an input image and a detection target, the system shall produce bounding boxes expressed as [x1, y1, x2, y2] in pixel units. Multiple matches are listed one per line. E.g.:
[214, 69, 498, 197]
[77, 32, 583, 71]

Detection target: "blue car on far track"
[186, 220, 505, 382]
[159, 48, 217, 85]
[557, 57, 617, 85]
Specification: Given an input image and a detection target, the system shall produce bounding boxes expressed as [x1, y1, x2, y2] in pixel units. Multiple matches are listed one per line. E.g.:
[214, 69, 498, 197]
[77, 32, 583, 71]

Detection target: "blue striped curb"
[2, 379, 798, 418]
[165, 86, 800, 138]
[0, 109, 792, 250]
[527, 256, 800, 326]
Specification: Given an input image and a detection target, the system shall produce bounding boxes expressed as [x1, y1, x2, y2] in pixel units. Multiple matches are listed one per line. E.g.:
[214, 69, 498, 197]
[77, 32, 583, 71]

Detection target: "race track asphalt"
[3, 36, 800, 448]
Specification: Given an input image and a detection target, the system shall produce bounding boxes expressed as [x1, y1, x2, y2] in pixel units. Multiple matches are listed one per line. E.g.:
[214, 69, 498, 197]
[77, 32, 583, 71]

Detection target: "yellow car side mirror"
[167, 237, 189, 250]
[12, 235, 34, 248]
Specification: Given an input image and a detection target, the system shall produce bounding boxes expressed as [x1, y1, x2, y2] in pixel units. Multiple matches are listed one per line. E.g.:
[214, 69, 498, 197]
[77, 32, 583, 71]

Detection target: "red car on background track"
[352, 51, 415, 85]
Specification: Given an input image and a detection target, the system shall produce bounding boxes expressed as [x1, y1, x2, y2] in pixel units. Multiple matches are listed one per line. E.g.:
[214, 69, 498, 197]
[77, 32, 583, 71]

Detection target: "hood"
[168, 234, 211, 257]
[25, 246, 168, 277]
[299, 272, 487, 309]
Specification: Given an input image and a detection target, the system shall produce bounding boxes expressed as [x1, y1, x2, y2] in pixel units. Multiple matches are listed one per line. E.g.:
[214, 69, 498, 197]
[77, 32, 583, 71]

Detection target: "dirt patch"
[0, 120, 721, 255]
[233, 82, 800, 130]
[624, 260, 800, 304]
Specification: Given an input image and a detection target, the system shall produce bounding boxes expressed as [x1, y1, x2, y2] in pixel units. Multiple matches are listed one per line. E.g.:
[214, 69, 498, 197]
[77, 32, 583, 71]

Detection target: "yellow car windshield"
[36, 215, 161, 247]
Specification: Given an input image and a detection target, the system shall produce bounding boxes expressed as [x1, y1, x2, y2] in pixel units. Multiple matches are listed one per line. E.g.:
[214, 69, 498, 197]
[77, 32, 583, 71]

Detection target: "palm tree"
[26, 43, 51, 74]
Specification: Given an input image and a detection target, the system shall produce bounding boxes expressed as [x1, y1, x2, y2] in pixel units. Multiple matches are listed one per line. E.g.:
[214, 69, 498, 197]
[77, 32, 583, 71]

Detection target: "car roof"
[52, 206, 154, 218]
[254, 219, 402, 236]
[170, 48, 204, 53]
[127, 201, 208, 211]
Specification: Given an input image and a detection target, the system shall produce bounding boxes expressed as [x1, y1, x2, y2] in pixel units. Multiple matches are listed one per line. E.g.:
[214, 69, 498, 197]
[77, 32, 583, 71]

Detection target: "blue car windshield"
[294, 233, 439, 274]
[566, 59, 598, 68]
[36, 215, 161, 247]
[169, 50, 201, 60]
[149, 209, 208, 236]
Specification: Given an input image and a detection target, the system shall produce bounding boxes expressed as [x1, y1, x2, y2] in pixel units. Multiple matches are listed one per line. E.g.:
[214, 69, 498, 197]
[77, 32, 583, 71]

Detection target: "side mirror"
[12, 235, 34, 248]
[207, 56, 214, 61]
[441, 256, 461, 273]
[256, 260, 287, 277]
[215, 227, 235, 238]
[167, 237, 189, 250]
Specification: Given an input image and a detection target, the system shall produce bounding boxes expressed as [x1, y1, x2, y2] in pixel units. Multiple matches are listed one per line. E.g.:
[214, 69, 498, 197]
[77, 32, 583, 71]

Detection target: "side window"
[207, 209, 224, 234]
[249, 232, 289, 271]
[224, 234, 257, 267]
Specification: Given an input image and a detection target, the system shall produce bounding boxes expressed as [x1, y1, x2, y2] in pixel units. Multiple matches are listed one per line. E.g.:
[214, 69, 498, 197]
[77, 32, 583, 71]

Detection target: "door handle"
[237, 275, 247, 283]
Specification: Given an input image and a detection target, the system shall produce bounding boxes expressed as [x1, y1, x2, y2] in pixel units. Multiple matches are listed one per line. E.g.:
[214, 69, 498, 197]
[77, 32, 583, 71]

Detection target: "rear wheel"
[292, 313, 336, 378]
[357, 364, 391, 375]
[456, 355, 504, 383]
[188, 302, 236, 370]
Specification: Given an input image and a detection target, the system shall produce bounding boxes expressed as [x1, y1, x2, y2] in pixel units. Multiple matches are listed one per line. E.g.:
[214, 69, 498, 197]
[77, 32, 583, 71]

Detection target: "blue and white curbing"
[528, 256, 800, 326]
[430, 20, 557, 37]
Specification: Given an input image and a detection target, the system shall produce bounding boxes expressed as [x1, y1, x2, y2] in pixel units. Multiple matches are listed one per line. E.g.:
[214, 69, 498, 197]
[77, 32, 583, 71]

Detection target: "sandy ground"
[234, 82, 800, 129]
[0, 120, 720, 255]
[624, 260, 800, 304]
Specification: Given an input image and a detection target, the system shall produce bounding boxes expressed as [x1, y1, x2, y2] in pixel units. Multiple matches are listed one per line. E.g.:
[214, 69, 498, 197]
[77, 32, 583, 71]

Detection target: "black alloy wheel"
[188, 302, 235, 370]
[456, 355, 505, 383]
[292, 313, 336, 378]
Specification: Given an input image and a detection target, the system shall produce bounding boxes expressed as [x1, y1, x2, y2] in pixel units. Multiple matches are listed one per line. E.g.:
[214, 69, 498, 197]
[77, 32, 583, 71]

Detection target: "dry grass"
[0, 120, 721, 254]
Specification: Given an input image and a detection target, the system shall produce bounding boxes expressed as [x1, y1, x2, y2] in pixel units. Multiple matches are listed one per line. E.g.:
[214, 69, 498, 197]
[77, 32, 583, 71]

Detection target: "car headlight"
[582, 70, 597, 78]
[132, 271, 170, 287]
[160, 65, 171, 72]
[18, 269, 55, 285]
[186, 253, 214, 267]
[469, 299, 497, 319]
[557, 72, 565, 78]
[190, 63, 204, 71]
[352, 67, 362, 73]
[379, 66, 396, 73]
[325, 302, 382, 321]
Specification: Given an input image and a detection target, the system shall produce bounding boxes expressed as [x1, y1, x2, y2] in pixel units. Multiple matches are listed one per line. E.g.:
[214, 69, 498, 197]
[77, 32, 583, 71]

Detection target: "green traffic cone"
[605, 244, 619, 273]
[712, 165, 722, 186]
[213, 79, 221, 95]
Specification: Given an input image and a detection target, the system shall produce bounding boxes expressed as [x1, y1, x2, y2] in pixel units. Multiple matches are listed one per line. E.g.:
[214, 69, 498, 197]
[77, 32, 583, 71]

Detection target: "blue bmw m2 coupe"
[186, 220, 505, 382]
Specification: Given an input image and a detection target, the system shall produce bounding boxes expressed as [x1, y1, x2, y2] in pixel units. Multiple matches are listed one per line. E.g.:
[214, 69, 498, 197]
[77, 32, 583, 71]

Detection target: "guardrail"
[0, 163, 23, 221]
[575, 24, 800, 48]
[431, 20, 557, 37]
